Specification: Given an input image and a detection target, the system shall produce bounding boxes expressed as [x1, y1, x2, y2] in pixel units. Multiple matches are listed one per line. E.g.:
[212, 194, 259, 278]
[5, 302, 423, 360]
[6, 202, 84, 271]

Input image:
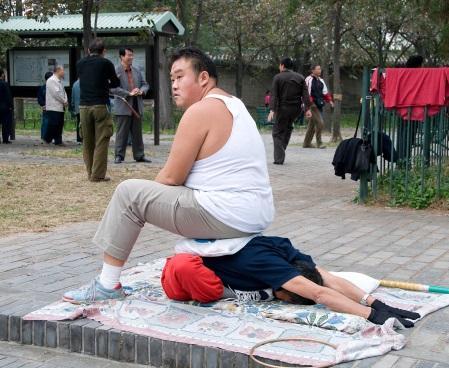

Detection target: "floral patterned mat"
[24, 259, 449, 366]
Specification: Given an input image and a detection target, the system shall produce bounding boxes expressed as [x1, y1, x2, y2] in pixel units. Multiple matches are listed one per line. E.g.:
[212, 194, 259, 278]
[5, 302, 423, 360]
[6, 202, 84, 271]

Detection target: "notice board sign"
[9, 48, 70, 87]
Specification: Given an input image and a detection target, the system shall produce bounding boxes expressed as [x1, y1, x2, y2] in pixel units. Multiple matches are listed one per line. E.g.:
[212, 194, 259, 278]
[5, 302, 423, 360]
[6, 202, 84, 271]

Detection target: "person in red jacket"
[303, 64, 334, 148]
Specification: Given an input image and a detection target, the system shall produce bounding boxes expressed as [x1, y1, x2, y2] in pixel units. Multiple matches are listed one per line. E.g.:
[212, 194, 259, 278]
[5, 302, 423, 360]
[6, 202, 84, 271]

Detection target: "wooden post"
[13, 98, 24, 138]
[153, 35, 160, 146]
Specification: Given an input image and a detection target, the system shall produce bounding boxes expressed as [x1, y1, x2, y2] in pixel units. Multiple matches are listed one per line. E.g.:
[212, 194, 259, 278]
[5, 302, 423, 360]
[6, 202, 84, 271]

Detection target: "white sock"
[99, 263, 122, 290]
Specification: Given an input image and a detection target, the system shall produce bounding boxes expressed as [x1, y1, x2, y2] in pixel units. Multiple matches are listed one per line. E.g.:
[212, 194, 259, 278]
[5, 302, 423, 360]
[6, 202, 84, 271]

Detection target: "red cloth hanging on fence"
[370, 68, 449, 121]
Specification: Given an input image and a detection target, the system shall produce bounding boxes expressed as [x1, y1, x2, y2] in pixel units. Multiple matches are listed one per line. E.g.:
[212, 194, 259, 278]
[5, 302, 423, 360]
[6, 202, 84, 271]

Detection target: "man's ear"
[198, 71, 209, 87]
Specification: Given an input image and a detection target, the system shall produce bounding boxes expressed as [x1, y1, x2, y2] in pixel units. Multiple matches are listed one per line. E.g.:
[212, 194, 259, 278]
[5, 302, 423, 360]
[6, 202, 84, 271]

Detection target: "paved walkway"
[1, 132, 449, 367]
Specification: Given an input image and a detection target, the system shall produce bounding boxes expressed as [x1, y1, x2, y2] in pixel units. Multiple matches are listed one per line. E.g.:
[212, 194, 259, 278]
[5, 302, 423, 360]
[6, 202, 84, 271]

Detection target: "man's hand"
[129, 88, 142, 96]
[330, 101, 335, 108]
[305, 109, 312, 119]
[267, 110, 274, 122]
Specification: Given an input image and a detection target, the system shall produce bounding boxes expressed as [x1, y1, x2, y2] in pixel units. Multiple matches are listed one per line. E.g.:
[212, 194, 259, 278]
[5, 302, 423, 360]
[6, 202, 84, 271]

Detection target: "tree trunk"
[191, 0, 203, 46]
[82, 0, 94, 55]
[331, 0, 343, 143]
[301, 33, 312, 74]
[15, 0, 23, 16]
[93, 1, 101, 38]
[235, 60, 244, 98]
[12, 98, 24, 139]
[235, 36, 244, 98]
[158, 37, 174, 130]
[321, 15, 332, 133]
[176, 0, 189, 43]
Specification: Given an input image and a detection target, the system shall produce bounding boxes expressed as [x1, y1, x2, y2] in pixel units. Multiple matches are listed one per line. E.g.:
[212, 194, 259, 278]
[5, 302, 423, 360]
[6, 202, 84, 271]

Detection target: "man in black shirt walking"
[77, 38, 120, 182]
[268, 58, 311, 165]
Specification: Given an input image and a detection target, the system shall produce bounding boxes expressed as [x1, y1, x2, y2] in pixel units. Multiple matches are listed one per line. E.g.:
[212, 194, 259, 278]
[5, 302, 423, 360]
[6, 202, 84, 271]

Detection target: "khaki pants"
[93, 179, 249, 261]
[80, 105, 113, 180]
[303, 104, 324, 147]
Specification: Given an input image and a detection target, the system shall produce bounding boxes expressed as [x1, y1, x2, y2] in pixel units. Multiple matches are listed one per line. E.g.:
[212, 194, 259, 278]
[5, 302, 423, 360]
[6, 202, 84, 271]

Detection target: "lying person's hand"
[371, 300, 421, 321]
[368, 308, 416, 328]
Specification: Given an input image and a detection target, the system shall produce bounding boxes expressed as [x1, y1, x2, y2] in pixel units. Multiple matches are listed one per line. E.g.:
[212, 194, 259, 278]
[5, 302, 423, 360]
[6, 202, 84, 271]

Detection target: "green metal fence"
[359, 67, 449, 208]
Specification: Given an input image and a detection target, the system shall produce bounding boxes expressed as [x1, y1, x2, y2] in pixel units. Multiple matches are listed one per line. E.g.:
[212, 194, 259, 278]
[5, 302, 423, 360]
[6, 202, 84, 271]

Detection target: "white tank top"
[184, 94, 275, 233]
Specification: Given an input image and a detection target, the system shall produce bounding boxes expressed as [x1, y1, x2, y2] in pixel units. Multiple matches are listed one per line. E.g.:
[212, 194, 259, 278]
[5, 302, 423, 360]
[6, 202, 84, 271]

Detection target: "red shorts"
[161, 253, 224, 303]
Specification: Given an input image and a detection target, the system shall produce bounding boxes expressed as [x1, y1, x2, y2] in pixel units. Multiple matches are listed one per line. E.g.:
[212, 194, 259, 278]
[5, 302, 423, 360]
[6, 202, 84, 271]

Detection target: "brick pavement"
[1, 133, 449, 367]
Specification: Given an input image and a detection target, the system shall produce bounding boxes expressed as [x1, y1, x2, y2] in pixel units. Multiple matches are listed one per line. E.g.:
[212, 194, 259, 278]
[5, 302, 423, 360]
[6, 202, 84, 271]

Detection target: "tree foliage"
[1, 0, 448, 134]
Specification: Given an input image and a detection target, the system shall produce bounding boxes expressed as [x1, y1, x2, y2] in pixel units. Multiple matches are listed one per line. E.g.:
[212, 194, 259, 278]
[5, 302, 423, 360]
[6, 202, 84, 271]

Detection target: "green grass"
[17, 103, 183, 135]
[366, 162, 449, 209]
[340, 112, 359, 128]
[18, 103, 359, 135]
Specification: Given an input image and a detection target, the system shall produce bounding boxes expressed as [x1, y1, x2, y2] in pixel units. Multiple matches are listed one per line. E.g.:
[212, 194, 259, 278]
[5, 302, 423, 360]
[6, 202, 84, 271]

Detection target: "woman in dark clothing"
[0, 70, 13, 144]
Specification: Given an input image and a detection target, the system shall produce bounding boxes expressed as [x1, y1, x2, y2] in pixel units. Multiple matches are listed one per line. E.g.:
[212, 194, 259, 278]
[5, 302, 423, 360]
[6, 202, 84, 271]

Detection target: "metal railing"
[359, 67, 449, 208]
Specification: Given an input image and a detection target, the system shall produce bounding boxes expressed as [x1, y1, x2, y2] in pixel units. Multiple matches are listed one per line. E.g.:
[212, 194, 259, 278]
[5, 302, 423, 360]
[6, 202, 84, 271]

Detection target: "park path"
[1, 132, 449, 367]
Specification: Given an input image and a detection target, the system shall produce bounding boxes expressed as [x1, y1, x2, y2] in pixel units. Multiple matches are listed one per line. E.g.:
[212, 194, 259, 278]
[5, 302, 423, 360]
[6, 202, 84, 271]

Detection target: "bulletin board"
[8, 49, 71, 87]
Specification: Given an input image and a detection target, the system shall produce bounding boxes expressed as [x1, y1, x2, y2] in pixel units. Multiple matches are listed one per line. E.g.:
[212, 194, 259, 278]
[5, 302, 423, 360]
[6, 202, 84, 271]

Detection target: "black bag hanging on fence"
[354, 139, 373, 172]
[332, 106, 374, 181]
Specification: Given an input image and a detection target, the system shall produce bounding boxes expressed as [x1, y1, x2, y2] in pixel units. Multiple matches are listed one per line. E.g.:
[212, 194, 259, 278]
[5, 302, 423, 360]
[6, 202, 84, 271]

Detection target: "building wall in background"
[216, 65, 362, 112]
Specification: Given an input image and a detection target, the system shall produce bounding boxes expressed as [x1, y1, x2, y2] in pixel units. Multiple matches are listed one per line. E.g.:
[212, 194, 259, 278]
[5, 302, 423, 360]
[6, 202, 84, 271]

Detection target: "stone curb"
[0, 313, 277, 367]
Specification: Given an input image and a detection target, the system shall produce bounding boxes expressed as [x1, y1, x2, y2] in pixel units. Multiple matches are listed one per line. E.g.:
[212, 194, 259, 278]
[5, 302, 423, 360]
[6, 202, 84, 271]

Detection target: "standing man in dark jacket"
[0, 70, 13, 144]
[37, 71, 53, 144]
[77, 38, 120, 182]
[110, 47, 151, 164]
[268, 58, 311, 165]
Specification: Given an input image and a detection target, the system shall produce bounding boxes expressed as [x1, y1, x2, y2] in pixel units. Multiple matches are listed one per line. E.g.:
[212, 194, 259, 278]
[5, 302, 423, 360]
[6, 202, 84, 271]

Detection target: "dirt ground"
[0, 133, 164, 236]
[0, 162, 159, 236]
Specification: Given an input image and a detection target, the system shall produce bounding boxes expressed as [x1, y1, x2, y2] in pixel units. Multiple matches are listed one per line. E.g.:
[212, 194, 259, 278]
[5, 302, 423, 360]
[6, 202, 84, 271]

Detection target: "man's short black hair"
[89, 38, 105, 55]
[280, 57, 293, 69]
[311, 64, 320, 71]
[44, 71, 53, 80]
[279, 261, 323, 305]
[119, 47, 134, 57]
[170, 46, 218, 81]
[406, 55, 424, 68]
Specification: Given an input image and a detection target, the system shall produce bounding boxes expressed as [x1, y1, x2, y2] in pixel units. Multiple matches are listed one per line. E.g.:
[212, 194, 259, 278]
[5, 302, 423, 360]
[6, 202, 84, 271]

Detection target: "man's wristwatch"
[360, 293, 370, 306]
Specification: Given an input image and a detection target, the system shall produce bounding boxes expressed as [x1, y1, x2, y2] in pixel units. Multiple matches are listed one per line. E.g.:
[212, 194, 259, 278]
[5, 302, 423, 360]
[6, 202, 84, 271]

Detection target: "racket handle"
[379, 279, 428, 291]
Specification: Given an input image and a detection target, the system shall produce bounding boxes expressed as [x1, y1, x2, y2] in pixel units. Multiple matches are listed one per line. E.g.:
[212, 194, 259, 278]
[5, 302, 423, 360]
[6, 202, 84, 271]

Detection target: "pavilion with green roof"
[0, 11, 185, 145]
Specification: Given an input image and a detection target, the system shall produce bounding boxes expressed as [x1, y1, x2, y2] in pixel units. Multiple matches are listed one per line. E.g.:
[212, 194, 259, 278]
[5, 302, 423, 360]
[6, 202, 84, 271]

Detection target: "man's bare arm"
[282, 275, 371, 319]
[155, 104, 208, 186]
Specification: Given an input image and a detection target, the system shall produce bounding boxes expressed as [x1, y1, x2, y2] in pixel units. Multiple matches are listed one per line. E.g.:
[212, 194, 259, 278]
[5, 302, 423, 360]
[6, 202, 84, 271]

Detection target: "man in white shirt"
[44, 65, 68, 145]
[63, 47, 275, 304]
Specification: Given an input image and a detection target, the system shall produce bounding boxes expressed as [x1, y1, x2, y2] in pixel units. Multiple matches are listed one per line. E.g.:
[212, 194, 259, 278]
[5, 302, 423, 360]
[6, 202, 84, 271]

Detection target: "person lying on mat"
[161, 235, 421, 327]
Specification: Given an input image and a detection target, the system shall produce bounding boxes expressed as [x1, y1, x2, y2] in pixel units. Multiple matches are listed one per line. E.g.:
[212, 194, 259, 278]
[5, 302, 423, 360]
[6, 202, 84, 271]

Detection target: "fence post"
[423, 109, 431, 167]
[359, 67, 370, 203]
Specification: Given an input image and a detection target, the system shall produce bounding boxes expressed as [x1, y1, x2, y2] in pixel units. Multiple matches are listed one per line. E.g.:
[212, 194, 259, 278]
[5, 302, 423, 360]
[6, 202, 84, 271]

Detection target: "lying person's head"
[170, 46, 218, 110]
[274, 261, 323, 305]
